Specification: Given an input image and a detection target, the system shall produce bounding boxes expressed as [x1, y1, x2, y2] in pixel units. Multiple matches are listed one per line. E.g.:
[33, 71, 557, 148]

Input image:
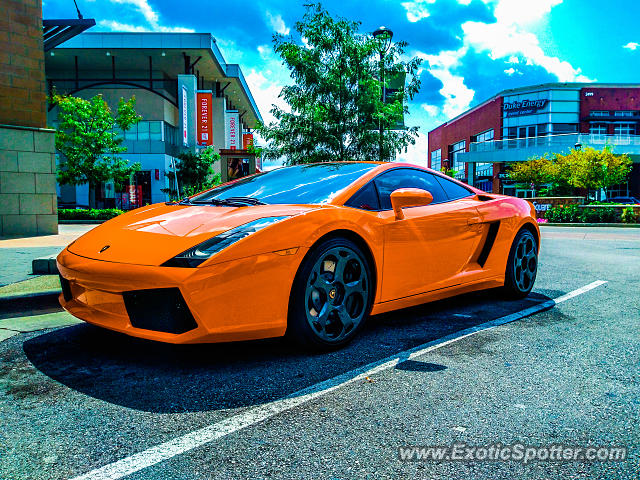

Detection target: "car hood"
[67, 203, 318, 265]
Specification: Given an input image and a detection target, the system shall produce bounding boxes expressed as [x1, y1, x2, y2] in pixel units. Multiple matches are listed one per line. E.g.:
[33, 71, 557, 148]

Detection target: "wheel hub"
[305, 246, 368, 342]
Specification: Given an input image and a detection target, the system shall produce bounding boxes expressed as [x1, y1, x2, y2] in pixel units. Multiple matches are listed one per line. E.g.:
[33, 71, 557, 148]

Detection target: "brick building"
[428, 83, 640, 198]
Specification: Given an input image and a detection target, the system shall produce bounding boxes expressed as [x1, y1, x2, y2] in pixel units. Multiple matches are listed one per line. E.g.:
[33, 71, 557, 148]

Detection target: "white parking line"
[70, 280, 607, 480]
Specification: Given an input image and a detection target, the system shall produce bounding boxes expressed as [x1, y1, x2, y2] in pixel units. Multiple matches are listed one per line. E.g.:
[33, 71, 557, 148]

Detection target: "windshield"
[190, 163, 378, 205]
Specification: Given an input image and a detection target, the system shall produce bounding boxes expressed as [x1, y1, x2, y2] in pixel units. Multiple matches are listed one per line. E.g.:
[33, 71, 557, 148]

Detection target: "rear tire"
[287, 237, 373, 350]
[503, 229, 538, 299]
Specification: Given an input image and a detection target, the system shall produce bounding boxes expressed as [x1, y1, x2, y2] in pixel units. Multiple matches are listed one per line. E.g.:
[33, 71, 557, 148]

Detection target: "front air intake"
[122, 288, 198, 334]
[59, 274, 72, 302]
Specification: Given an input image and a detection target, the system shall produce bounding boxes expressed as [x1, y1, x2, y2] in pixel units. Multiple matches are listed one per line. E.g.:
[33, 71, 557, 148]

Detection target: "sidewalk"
[0, 224, 96, 286]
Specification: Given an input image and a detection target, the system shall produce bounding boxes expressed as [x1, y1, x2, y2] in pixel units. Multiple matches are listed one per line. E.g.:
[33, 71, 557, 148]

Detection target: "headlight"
[161, 216, 289, 267]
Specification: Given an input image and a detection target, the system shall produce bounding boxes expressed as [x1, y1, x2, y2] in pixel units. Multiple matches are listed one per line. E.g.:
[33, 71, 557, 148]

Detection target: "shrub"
[621, 207, 638, 224]
[579, 207, 618, 223]
[545, 204, 581, 223]
[58, 208, 124, 220]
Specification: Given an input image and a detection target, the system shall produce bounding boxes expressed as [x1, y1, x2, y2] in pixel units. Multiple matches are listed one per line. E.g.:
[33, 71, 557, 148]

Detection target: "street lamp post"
[373, 26, 393, 162]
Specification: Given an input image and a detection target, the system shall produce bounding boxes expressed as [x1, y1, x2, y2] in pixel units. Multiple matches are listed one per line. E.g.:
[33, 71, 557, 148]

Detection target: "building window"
[614, 111, 635, 117]
[590, 123, 607, 136]
[121, 121, 166, 142]
[591, 110, 609, 117]
[164, 123, 178, 146]
[614, 123, 635, 136]
[472, 129, 494, 143]
[448, 140, 466, 179]
[552, 123, 578, 134]
[430, 149, 442, 172]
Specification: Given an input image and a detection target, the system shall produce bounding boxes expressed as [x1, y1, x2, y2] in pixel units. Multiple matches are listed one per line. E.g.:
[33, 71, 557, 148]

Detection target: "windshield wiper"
[224, 196, 266, 205]
[190, 196, 266, 207]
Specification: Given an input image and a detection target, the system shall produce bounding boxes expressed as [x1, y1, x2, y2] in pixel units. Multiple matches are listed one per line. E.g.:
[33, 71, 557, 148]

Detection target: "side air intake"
[477, 221, 500, 267]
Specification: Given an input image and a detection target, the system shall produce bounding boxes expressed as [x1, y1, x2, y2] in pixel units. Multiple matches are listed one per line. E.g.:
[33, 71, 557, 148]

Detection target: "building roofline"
[429, 82, 640, 135]
[56, 32, 262, 124]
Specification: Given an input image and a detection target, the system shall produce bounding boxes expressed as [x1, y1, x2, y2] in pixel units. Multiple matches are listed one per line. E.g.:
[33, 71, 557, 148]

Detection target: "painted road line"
[69, 280, 608, 480]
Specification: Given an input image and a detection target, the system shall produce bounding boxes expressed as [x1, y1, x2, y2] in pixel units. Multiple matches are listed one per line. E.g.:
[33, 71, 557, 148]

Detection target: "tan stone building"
[0, 0, 57, 235]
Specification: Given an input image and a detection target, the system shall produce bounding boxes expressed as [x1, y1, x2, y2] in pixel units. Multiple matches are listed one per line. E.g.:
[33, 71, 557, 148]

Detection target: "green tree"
[259, 3, 422, 164]
[53, 93, 141, 208]
[506, 156, 555, 195]
[559, 146, 632, 199]
[165, 146, 221, 198]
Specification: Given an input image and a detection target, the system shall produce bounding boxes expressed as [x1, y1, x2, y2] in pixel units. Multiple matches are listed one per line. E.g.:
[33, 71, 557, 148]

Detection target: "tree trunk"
[88, 181, 96, 209]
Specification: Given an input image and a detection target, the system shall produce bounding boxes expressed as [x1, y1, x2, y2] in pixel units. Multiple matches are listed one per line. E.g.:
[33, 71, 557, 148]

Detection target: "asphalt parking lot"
[0, 226, 638, 479]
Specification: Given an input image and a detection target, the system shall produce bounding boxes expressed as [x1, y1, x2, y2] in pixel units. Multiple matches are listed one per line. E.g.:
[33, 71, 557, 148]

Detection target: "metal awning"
[43, 19, 96, 52]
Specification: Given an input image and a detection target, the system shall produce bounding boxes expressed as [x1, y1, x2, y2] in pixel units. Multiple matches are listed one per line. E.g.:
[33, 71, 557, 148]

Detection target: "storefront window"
[591, 110, 609, 117]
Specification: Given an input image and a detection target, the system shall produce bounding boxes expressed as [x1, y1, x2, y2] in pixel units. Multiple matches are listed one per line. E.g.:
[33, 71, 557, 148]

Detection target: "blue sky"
[44, 0, 640, 165]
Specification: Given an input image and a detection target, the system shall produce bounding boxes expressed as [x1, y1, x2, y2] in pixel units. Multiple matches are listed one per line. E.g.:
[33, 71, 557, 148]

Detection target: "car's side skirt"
[370, 275, 504, 316]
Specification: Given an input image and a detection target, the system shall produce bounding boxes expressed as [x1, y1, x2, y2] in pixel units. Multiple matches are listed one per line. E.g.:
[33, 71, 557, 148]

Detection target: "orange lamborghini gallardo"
[57, 162, 540, 349]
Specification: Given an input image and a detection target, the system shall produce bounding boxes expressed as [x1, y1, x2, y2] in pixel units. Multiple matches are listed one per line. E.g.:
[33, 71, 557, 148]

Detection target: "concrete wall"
[0, 126, 57, 235]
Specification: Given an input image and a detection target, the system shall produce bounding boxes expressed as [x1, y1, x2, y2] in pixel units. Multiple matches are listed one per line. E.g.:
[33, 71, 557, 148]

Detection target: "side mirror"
[390, 188, 433, 220]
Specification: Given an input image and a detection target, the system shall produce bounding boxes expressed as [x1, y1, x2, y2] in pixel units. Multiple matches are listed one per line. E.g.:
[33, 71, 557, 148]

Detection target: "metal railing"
[469, 133, 640, 153]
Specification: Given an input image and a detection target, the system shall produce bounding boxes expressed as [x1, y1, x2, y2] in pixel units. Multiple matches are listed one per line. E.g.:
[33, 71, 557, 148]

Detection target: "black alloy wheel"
[504, 229, 538, 298]
[288, 237, 373, 349]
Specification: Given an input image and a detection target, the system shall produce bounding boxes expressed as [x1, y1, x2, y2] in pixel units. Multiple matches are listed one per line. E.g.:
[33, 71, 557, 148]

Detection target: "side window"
[345, 181, 380, 211]
[374, 169, 448, 210]
[434, 175, 473, 201]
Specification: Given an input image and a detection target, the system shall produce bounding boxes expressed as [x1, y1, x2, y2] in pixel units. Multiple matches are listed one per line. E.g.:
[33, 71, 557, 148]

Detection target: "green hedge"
[545, 204, 620, 223]
[58, 208, 124, 220]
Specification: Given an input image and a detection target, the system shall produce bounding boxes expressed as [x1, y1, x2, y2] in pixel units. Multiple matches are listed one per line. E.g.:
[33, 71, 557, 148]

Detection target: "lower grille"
[122, 288, 197, 334]
[59, 274, 72, 301]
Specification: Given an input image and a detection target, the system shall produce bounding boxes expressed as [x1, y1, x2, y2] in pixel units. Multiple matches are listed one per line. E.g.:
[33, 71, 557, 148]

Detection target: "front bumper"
[56, 247, 308, 344]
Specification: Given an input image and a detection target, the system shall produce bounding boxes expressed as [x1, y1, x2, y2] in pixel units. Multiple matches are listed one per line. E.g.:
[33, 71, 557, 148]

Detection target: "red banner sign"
[197, 91, 213, 146]
[242, 133, 254, 150]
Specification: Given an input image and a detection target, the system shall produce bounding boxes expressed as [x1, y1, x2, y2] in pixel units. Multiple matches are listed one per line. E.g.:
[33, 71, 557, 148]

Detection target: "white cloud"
[504, 67, 516, 75]
[98, 20, 193, 33]
[396, 132, 430, 167]
[421, 104, 440, 116]
[110, 0, 158, 25]
[100, 0, 193, 33]
[623, 42, 639, 51]
[266, 12, 290, 35]
[461, 0, 593, 82]
[415, 47, 476, 119]
[492, 0, 562, 27]
[401, 0, 436, 22]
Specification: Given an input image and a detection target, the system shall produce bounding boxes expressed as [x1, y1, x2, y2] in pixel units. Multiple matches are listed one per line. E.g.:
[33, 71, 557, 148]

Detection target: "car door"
[374, 169, 483, 302]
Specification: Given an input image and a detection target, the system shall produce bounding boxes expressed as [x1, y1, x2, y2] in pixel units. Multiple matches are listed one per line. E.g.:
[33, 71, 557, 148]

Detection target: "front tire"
[287, 237, 373, 350]
[503, 229, 538, 299]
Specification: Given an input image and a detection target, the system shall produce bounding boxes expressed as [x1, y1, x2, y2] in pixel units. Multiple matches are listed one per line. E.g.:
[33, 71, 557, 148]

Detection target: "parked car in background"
[603, 197, 640, 205]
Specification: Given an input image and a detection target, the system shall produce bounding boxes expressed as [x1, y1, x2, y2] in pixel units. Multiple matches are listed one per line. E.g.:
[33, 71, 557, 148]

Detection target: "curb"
[0, 290, 62, 317]
[0, 289, 62, 302]
[32, 255, 59, 274]
[539, 223, 640, 228]
[58, 219, 106, 224]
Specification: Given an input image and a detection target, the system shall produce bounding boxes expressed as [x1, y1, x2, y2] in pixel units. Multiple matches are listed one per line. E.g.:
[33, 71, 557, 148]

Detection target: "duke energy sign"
[503, 99, 548, 117]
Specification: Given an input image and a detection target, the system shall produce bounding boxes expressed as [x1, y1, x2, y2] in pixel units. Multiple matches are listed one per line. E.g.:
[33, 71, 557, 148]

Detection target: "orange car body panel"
[57, 162, 539, 344]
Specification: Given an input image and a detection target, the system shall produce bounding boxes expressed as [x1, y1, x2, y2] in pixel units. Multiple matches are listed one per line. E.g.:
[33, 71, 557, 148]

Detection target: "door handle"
[468, 216, 483, 225]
